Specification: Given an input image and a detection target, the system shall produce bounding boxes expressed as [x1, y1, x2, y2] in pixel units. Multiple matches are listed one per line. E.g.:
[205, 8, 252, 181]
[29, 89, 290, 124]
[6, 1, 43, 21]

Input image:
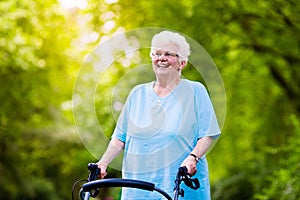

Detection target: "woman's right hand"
[97, 161, 108, 179]
[96, 138, 125, 179]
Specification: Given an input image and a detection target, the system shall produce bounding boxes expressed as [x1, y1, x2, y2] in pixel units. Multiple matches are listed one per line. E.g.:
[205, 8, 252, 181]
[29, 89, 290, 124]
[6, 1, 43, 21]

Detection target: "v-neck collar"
[150, 79, 184, 99]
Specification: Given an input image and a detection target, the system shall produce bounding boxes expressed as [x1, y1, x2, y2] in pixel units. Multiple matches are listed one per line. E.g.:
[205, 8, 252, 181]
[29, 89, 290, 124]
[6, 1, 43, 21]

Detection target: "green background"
[1, 0, 299, 199]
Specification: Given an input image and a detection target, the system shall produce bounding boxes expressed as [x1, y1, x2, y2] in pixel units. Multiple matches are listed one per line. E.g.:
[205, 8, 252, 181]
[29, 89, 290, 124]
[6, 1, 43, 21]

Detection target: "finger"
[191, 168, 197, 176]
[100, 172, 107, 179]
[100, 166, 107, 179]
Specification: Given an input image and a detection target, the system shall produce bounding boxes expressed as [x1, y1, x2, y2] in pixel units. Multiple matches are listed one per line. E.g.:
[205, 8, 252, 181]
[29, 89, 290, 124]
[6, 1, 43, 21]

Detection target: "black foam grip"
[82, 178, 155, 192]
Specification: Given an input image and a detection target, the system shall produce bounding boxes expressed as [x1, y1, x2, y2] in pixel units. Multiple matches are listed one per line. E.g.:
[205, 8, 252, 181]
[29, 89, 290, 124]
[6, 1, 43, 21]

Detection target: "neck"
[153, 76, 181, 97]
[155, 74, 181, 87]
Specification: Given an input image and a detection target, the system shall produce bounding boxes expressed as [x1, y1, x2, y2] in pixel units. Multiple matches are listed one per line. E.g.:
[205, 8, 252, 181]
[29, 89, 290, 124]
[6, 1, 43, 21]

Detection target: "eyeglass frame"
[151, 50, 180, 59]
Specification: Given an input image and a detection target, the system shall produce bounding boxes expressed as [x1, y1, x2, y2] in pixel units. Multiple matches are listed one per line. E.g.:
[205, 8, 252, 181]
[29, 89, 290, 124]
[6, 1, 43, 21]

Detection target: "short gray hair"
[150, 31, 191, 62]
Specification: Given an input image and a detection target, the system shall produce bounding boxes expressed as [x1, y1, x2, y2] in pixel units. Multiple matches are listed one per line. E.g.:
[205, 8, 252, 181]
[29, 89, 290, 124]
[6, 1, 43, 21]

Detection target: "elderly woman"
[98, 31, 220, 200]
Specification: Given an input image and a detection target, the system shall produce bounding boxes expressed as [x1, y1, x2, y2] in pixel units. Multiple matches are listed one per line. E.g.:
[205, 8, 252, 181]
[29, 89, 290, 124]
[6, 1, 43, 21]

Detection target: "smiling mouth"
[157, 64, 170, 68]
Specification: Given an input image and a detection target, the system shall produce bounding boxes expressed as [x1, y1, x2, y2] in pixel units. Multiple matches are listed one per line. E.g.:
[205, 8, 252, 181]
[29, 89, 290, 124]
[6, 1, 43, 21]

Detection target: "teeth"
[158, 64, 169, 68]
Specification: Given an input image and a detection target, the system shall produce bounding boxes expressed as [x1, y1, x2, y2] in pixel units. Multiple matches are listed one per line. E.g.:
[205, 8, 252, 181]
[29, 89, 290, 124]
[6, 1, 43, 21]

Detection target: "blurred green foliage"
[0, 0, 299, 199]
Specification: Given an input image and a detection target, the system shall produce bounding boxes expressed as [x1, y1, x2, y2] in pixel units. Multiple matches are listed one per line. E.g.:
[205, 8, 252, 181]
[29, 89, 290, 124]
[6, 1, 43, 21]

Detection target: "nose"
[157, 53, 167, 60]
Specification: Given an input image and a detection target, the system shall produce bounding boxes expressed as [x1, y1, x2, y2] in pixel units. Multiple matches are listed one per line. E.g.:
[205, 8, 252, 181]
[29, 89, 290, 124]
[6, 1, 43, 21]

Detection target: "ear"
[180, 61, 187, 70]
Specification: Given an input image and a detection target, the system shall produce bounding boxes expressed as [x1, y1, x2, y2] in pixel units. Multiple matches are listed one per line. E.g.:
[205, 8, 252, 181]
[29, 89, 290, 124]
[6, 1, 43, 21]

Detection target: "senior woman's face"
[151, 44, 183, 77]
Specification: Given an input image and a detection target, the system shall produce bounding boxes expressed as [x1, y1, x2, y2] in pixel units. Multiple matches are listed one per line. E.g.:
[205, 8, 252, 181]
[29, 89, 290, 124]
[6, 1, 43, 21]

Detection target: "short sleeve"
[194, 83, 221, 139]
[111, 85, 141, 142]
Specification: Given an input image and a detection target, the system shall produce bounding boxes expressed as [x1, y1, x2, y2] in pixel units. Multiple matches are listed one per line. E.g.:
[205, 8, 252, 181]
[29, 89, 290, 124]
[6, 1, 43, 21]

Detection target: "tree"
[0, 0, 85, 199]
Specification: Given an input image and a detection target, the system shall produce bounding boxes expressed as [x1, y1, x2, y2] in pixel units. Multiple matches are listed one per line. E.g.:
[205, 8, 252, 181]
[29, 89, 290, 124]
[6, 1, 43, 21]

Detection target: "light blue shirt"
[112, 79, 220, 200]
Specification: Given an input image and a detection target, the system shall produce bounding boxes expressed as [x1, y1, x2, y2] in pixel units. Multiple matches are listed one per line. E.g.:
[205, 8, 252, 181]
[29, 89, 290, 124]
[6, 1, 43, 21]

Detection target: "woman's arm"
[97, 138, 125, 178]
[181, 136, 213, 176]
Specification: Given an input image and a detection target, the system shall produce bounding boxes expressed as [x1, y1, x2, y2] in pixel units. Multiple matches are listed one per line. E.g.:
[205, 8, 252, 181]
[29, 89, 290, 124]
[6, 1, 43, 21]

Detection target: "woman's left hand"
[180, 156, 197, 176]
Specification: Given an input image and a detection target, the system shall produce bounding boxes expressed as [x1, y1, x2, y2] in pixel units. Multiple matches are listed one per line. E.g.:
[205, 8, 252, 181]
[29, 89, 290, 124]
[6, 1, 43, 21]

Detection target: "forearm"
[181, 136, 213, 176]
[99, 137, 125, 165]
[191, 136, 213, 159]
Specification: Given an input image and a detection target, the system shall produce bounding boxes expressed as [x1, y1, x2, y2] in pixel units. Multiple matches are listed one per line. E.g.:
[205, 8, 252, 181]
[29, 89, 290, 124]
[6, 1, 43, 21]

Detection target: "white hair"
[150, 31, 191, 62]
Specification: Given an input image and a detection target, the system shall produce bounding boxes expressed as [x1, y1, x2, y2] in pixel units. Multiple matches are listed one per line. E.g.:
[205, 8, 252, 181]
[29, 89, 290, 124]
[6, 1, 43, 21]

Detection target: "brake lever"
[179, 166, 200, 190]
[183, 177, 200, 190]
[88, 163, 100, 182]
[87, 163, 101, 197]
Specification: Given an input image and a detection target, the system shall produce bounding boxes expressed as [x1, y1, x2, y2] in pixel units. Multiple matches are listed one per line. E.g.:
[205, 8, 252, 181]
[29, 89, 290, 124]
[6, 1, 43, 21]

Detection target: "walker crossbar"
[82, 178, 172, 200]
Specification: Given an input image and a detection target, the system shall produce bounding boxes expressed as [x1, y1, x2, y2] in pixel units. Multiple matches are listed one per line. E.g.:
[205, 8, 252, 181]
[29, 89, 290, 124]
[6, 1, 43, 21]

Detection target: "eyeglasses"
[151, 51, 179, 58]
